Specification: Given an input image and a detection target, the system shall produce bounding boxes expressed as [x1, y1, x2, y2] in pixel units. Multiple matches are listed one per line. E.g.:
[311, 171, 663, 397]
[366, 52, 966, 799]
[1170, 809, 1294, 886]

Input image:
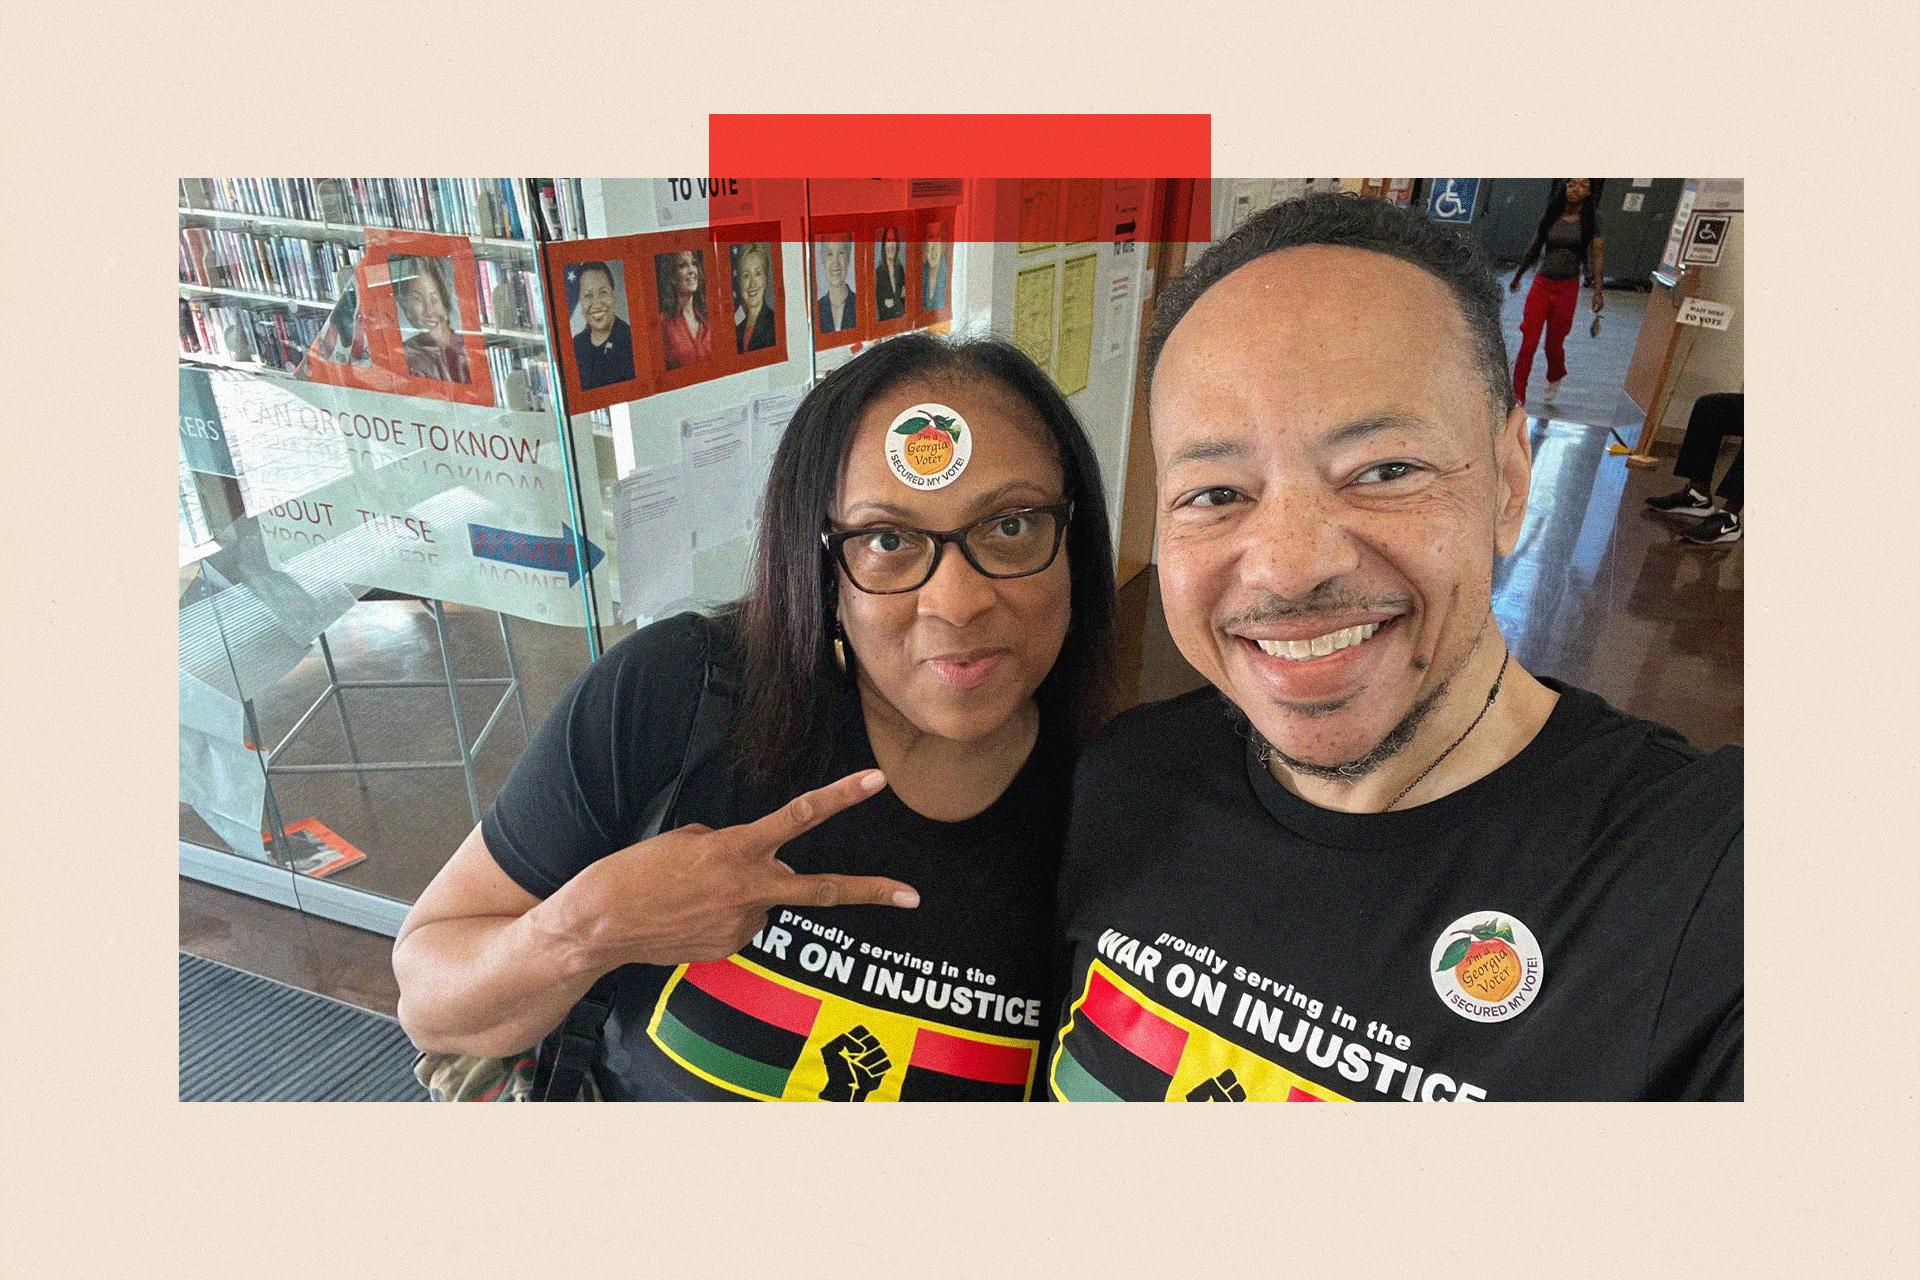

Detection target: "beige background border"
[4, 1, 1915, 1273]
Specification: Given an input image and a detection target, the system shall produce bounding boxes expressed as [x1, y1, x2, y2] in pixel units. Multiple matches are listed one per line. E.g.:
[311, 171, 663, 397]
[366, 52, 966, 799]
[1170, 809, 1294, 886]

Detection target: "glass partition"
[179, 177, 1150, 934]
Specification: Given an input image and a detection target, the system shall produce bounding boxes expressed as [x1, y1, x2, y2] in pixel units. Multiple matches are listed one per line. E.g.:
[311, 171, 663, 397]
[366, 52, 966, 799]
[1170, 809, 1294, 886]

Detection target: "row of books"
[180, 298, 322, 372]
[476, 260, 542, 333]
[485, 345, 555, 413]
[180, 226, 358, 303]
[180, 296, 553, 412]
[180, 178, 588, 241]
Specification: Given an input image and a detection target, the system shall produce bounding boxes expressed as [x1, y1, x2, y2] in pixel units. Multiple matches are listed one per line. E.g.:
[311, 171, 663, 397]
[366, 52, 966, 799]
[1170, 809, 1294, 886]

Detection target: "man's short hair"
[1146, 192, 1517, 419]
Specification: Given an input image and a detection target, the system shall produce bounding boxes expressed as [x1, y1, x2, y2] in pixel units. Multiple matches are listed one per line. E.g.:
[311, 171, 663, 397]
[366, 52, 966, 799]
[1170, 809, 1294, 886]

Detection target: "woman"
[921, 233, 950, 313]
[733, 242, 777, 353]
[397, 256, 471, 384]
[816, 235, 857, 333]
[394, 334, 1117, 1101]
[1509, 178, 1604, 405]
[572, 260, 635, 389]
[874, 226, 907, 320]
[662, 249, 712, 369]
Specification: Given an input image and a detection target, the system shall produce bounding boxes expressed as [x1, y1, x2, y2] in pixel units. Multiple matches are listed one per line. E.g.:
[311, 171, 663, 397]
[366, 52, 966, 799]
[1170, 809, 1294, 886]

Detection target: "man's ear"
[1493, 403, 1533, 558]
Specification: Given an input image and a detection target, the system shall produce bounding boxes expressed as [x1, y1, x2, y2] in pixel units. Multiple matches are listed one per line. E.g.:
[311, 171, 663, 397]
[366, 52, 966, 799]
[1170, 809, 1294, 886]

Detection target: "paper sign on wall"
[683, 406, 751, 548]
[1103, 271, 1138, 362]
[1682, 213, 1732, 266]
[615, 466, 694, 623]
[1675, 297, 1734, 331]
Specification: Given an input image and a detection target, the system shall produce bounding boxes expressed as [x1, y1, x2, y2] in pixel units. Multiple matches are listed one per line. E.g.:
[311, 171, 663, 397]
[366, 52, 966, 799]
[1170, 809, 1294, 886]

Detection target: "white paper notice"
[682, 406, 751, 549]
[615, 465, 693, 623]
[750, 387, 807, 497]
[1103, 271, 1136, 362]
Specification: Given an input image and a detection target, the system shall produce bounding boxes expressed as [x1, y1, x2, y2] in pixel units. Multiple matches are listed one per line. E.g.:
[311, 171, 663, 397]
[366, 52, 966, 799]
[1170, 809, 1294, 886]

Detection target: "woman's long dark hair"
[724, 333, 1118, 784]
[1521, 179, 1600, 273]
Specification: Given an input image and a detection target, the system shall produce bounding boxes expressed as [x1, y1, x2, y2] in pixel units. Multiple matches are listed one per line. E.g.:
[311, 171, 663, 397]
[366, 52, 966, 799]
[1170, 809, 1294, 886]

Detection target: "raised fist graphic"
[1185, 1069, 1247, 1101]
[820, 1024, 891, 1101]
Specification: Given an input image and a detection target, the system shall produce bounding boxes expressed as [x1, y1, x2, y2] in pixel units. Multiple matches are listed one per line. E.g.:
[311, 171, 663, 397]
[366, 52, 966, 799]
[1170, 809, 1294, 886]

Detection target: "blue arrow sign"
[467, 522, 605, 587]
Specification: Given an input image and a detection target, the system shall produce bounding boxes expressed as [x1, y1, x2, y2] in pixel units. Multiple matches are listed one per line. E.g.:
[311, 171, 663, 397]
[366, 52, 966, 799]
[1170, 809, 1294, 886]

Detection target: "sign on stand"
[1675, 296, 1735, 331]
[205, 369, 608, 626]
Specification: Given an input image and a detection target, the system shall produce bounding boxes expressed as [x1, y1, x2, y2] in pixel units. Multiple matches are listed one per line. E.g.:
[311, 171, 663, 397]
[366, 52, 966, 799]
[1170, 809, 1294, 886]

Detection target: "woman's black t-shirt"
[481, 612, 1069, 1100]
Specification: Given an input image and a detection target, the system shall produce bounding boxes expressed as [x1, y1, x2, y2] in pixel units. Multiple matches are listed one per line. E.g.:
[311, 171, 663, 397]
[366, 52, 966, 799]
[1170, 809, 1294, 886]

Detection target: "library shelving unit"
[178, 178, 588, 411]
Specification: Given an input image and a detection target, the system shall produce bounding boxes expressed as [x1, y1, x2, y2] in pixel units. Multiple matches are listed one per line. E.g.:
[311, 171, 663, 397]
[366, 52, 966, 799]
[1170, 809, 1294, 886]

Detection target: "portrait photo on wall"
[541, 233, 650, 413]
[342, 229, 493, 407]
[728, 239, 780, 355]
[567, 259, 636, 392]
[654, 247, 714, 372]
[873, 223, 908, 321]
[813, 231, 859, 339]
[391, 255, 472, 386]
[917, 213, 954, 324]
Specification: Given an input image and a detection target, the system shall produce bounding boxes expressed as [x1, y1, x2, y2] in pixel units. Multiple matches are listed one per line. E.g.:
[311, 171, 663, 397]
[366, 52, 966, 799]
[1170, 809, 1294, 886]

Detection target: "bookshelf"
[178, 178, 589, 411]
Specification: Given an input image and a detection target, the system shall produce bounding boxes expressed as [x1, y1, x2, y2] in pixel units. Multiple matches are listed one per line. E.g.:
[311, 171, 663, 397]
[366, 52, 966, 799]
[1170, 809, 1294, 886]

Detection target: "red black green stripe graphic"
[1052, 966, 1188, 1100]
[653, 958, 1039, 1100]
[654, 959, 822, 1097]
[900, 1026, 1034, 1101]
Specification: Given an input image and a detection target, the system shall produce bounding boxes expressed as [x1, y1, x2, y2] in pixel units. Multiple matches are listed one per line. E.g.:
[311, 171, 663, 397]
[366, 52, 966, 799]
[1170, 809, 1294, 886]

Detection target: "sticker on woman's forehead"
[883, 403, 973, 490]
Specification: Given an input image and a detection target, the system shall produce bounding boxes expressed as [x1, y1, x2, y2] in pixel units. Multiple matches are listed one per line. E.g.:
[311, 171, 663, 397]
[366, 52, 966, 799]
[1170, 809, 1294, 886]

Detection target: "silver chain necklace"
[1385, 650, 1510, 811]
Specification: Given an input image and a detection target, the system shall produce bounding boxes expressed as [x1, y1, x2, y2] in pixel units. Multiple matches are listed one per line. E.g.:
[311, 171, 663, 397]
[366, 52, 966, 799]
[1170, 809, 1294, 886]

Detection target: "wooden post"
[1612, 318, 1689, 469]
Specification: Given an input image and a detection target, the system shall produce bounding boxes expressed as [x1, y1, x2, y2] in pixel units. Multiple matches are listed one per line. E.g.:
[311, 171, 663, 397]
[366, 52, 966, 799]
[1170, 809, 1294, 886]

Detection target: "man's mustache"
[1220, 587, 1412, 630]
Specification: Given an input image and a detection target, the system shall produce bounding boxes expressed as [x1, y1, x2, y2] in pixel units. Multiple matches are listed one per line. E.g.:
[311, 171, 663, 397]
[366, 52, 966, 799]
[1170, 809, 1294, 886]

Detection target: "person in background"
[662, 249, 712, 370]
[1644, 391, 1743, 545]
[1509, 179, 1604, 406]
[396, 334, 1117, 1101]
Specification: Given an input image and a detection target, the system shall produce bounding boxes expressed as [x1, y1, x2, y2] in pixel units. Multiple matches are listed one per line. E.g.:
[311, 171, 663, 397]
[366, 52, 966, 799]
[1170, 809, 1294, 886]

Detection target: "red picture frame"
[711, 221, 787, 374]
[307, 229, 495, 407]
[543, 234, 650, 414]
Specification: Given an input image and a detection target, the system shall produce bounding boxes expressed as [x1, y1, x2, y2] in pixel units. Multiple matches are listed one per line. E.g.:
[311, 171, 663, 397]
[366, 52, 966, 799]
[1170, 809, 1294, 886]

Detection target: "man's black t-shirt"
[482, 612, 1068, 1101]
[1048, 681, 1741, 1102]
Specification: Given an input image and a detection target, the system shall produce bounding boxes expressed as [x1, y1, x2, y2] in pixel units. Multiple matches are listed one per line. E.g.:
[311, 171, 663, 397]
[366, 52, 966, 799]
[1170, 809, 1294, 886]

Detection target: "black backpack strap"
[533, 625, 736, 1100]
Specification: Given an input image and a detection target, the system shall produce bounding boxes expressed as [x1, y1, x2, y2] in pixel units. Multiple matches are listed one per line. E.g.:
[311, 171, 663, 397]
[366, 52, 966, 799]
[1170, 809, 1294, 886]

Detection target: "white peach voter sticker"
[1429, 912, 1545, 1023]
[884, 403, 972, 490]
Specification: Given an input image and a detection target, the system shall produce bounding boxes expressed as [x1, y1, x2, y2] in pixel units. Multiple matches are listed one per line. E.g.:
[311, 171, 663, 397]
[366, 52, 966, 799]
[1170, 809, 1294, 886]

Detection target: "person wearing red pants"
[1509, 178, 1604, 406]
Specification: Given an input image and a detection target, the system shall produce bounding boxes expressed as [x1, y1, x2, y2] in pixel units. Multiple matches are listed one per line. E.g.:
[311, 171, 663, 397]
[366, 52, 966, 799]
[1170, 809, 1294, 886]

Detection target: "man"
[572, 261, 634, 390]
[1644, 390, 1743, 545]
[816, 235, 857, 333]
[1048, 193, 1741, 1102]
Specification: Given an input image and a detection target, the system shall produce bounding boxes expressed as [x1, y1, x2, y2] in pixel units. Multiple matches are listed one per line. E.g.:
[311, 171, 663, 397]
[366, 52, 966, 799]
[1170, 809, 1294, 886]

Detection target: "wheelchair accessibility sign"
[1428, 179, 1480, 223]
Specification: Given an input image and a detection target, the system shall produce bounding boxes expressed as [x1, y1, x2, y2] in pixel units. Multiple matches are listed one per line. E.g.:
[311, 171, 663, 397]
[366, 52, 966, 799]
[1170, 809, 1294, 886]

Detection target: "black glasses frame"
[821, 501, 1075, 595]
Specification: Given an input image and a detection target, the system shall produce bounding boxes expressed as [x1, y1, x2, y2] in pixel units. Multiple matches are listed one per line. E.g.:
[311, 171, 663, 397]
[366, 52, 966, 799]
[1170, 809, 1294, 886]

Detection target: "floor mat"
[179, 952, 426, 1101]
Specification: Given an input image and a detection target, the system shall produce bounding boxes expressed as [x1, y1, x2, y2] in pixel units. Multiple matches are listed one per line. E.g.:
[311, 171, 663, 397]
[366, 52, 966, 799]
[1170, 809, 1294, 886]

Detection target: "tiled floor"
[180, 285, 1742, 1018]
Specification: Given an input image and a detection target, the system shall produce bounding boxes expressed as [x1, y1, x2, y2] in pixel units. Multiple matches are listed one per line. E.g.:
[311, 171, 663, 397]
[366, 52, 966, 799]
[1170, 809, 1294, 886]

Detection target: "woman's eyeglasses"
[821, 502, 1073, 594]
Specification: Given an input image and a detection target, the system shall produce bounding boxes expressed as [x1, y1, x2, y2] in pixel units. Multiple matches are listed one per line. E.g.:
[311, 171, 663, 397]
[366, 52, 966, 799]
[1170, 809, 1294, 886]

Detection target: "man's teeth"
[1255, 622, 1381, 660]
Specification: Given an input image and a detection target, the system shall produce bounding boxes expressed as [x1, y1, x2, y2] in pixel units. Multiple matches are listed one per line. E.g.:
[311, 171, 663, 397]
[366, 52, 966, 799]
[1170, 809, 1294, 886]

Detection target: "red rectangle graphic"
[909, 1027, 1035, 1086]
[1080, 968, 1187, 1077]
[680, 959, 822, 1038]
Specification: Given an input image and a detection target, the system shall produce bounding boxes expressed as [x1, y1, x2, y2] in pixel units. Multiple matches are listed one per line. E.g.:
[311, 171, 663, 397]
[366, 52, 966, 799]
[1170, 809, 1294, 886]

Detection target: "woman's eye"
[1181, 487, 1243, 509]
[992, 515, 1032, 537]
[872, 531, 905, 553]
[1354, 461, 1421, 485]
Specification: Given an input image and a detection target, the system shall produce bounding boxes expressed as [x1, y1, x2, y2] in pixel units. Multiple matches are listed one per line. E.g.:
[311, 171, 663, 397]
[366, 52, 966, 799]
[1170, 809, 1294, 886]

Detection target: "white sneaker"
[1543, 379, 1562, 403]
